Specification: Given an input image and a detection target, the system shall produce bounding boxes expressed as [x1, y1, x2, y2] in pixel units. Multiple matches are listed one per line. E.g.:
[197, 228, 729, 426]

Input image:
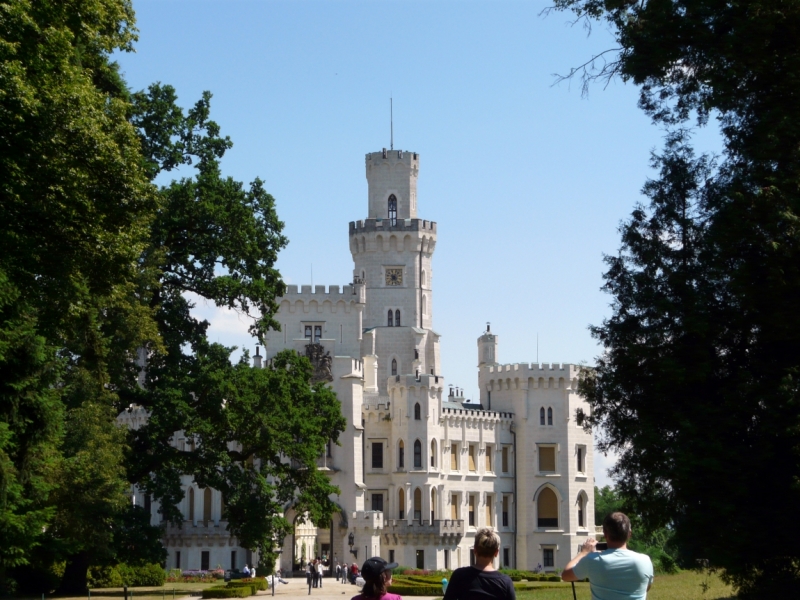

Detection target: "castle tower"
[350, 150, 439, 396]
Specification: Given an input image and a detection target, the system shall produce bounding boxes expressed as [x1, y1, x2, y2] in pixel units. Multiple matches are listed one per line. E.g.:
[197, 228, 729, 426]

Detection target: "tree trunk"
[58, 552, 90, 595]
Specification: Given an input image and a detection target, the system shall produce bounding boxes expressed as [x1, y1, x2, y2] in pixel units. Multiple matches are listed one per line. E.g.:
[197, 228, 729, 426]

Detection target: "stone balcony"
[382, 518, 465, 542]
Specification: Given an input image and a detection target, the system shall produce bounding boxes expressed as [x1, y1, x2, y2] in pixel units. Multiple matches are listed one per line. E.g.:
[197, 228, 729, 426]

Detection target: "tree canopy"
[1, 2, 344, 594]
[552, 1, 800, 596]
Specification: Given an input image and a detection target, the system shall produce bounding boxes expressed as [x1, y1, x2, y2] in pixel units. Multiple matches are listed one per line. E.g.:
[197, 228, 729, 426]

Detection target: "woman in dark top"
[443, 528, 515, 600]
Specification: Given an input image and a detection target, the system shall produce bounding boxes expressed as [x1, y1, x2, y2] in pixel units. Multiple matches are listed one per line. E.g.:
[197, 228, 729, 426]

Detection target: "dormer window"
[388, 195, 397, 226]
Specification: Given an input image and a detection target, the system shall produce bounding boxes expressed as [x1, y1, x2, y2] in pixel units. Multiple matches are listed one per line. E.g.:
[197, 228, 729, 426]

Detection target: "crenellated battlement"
[483, 362, 581, 390]
[442, 406, 515, 421]
[349, 218, 437, 234]
[277, 283, 366, 311]
[283, 284, 363, 296]
[387, 373, 444, 391]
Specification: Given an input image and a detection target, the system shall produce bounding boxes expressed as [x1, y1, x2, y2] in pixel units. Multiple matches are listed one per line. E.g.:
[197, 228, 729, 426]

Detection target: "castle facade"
[122, 148, 595, 575]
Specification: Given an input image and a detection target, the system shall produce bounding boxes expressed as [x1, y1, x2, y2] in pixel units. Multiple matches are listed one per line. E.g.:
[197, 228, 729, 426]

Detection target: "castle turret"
[350, 150, 439, 396]
[478, 325, 498, 367]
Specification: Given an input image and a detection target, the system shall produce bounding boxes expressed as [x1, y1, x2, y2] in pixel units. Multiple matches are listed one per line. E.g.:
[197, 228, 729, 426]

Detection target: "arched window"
[387, 309, 393, 327]
[398, 440, 405, 469]
[188, 487, 195, 521]
[537, 487, 558, 528]
[547, 407, 553, 426]
[395, 309, 401, 327]
[540, 407, 546, 425]
[413, 487, 422, 520]
[577, 493, 586, 528]
[414, 440, 422, 469]
[388, 194, 397, 226]
[203, 488, 212, 522]
[391, 359, 397, 376]
[430, 439, 437, 468]
[414, 403, 421, 420]
[398, 488, 405, 519]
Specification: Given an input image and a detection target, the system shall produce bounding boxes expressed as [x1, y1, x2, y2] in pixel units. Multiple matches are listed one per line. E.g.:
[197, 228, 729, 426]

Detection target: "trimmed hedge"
[227, 578, 267, 591]
[388, 584, 444, 596]
[88, 563, 166, 588]
[203, 585, 252, 599]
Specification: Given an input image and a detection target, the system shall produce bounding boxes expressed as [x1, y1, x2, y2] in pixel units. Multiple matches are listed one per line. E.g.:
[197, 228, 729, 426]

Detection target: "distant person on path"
[350, 562, 359, 584]
[350, 557, 400, 600]
[317, 559, 324, 588]
[562, 511, 654, 599]
[443, 528, 515, 600]
[243, 565, 250, 577]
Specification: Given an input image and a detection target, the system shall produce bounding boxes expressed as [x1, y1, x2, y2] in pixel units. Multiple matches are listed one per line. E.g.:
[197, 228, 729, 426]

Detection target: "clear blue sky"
[117, 0, 722, 487]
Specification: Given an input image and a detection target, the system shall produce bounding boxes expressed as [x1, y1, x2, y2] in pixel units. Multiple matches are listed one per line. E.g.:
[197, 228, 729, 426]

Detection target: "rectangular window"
[201, 551, 210, 571]
[485, 494, 493, 526]
[444, 549, 450, 570]
[502, 495, 509, 527]
[416, 550, 424, 569]
[371, 441, 383, 469]
[451, 494, 458, 520]
[176, 551, 181, 569]
[486, 446, 493, 472]
[230, 550, 236, 571]
[469, 549, 475, 567]
[543, 548, 554, 568]
[468, 495, 475, 526]
[451, 444, 458, 470]
[468, 445, 476, 472]
[389, 550, 395, 564]
[502, 447, 509, 473]
[538, 445, 556, 472]
[371, 493, 383, 512]
[576, 446, 584, 473]
[503, 548, 510, 567]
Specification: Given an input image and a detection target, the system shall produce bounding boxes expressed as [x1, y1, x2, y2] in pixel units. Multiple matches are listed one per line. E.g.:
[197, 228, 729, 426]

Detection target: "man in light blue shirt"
[562, 512, 654, 600]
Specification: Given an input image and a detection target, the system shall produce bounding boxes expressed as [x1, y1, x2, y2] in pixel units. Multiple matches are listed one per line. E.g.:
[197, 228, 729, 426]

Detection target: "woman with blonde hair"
[350, 557, 401, 600]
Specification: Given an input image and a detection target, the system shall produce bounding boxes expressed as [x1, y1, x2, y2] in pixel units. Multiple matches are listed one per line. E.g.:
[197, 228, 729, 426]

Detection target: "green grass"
[17, 582, 222, 600]
[514, 570, 734, 600]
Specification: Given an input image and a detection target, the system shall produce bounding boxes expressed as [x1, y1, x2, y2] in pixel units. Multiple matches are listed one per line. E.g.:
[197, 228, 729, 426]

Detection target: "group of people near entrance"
[345, 512, 653, 600]
[305, 558, 326, 588]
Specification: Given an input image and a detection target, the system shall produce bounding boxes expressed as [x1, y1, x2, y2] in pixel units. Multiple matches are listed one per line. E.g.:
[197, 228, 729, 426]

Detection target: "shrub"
[202, 585, 252, 599]
[118, 563, 167, 587]
[227, 578, 267, 592]
[88, 565, 124, 588]
[388, 584, 444, 596]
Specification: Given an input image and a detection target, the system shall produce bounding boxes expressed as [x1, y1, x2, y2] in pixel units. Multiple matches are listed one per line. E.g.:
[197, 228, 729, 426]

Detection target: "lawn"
[515, 570, 734, 600]
[19, 582, 221, 600]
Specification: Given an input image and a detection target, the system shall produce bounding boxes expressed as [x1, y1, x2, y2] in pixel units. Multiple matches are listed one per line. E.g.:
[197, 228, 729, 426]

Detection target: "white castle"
[121, 148, 595, 575]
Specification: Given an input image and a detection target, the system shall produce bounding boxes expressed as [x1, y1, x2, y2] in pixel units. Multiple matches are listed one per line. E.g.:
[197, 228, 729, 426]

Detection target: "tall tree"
[552, 1, 800, 595]
[122, 84, 346, 568]
[0, 1, 157, 592]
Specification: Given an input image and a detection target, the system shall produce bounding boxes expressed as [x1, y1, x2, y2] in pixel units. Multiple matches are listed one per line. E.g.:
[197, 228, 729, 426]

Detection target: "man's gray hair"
[474, 527, 501, 558]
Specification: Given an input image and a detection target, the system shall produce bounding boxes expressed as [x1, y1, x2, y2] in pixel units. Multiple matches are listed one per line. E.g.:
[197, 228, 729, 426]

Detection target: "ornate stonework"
[305, 343, 333, 383]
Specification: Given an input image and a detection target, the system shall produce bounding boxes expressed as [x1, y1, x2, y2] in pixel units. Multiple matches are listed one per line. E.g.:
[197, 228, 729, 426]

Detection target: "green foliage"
[552, 1, 800, 594]
[0, 0, 158, 593]
[203, 585, 253, 599]
[117, 563, 167, 587]
[227, 579, 267, 591]
[388, 584, 445, 595]
[87, 565, 124, 589]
